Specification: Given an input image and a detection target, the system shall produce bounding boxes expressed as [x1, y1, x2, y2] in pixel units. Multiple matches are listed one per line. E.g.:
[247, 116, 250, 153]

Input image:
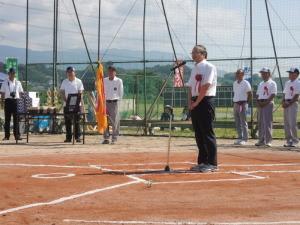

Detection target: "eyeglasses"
[191, 51, 201, 55]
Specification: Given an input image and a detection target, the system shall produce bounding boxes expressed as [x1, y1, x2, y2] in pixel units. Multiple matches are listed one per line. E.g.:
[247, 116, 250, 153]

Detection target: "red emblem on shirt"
[263, 86, 269, 96]
[195, 74, 202, 94]
[290, 86, 294, 96]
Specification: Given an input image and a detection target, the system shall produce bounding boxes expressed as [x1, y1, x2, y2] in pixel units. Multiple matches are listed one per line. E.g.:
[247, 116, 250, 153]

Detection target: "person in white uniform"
[282, 67, 300, 147]
[255, 67, 277, 147]
[233, 69, 252, 145]
[102, 66, 123, 145]
[0, 68, 23, 141]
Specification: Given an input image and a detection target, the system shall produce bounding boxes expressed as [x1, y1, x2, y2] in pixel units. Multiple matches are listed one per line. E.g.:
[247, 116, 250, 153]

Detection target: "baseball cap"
[259, 67, 271, 73]
[66, 66, 75, 72]
[8, 68, 16, 73]
[286, 67, 299, 74]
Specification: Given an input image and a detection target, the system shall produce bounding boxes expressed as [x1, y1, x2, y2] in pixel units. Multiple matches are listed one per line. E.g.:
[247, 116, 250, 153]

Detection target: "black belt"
[191, 96, 213, 101]
[285, 99, 292, 102]
[257, 99, 268, 102]
[106, 99, 118, 103]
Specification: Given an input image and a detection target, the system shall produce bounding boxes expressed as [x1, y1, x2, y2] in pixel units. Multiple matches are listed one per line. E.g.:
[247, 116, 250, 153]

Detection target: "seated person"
[160, 105, 174, 130]
[181, 106, 191, 121]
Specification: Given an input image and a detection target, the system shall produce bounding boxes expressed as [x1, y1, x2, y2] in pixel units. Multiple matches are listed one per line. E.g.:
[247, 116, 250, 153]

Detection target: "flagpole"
[97, 0, 101, 61]
[143, 0, 147, 134]
[25, 0, 29, 91]
[196, 0, 199, 45]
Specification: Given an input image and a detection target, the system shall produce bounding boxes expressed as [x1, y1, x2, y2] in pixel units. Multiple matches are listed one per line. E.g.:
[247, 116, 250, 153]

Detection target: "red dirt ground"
[0, 135, 300, 225]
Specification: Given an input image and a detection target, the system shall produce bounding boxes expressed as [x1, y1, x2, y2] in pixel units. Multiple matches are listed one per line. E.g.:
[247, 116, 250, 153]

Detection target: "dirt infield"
[0, 135, 300, 225]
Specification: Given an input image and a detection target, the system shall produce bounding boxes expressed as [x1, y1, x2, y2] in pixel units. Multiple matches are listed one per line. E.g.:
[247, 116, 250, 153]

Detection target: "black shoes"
[102, 140, 110, 144]
[2, 137, 9, 141]
[64, 139, 72, 143]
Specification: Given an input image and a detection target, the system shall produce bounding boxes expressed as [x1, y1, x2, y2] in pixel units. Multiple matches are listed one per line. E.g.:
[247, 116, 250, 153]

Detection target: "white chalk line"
[150, 177, 262, 185]
[0, 180, 140, 216]
[220, 163, 300, 167]
[1, 162, 300, 169]
[31, 173, 76, 179]
[63, 219, 300, 224]
[0, 163, 91, 169]
[99, 161, 194, 167]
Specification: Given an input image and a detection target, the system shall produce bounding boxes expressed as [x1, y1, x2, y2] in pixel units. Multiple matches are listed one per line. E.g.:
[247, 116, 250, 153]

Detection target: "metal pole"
[143, 0, 147, 134]
[161, 0, 184, 86]
[55, 0, 59, 88]
[52, 0, 57, 106]
[250, 0, 254, 138]
[264, 0, 283, 90]
[97, 0, 101, 61]
[72, 0, 95, 73]
[25, 0, 29, 91]
[196, 0, 199, 45]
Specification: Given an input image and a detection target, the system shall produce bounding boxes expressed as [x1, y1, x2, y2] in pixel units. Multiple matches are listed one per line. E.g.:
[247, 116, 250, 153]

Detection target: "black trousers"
[191, 96, 217, 166]
[4, 98, 20, 139]
[64, 107, 81, 140]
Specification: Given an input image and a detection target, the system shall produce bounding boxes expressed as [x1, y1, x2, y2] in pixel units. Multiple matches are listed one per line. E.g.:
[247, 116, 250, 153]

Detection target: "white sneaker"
[265, 142, 272, 147]
[239, 141, 247, 145]
[234, 139, 241, 145]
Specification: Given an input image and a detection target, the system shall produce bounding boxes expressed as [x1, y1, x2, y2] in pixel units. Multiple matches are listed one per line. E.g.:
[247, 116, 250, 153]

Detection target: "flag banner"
[95, 63, 108, 134]
[173, 60, 184, 87]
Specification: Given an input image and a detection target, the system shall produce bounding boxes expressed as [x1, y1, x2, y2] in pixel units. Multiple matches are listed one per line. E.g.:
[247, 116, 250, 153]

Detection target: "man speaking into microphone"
[186, 45, 218, 173]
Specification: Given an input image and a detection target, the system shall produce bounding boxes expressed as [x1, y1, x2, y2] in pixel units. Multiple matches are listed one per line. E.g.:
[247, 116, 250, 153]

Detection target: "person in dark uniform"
[187, 45, 218, 172]
[0, 68, 23, 141]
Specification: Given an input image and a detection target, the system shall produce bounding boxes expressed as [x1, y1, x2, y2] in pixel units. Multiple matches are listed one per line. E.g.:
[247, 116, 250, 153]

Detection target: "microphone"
[171, 61, 186, 71]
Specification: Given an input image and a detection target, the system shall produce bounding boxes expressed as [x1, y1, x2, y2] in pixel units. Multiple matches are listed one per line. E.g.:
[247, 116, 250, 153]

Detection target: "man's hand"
[190, 100, 201, 110]
[282, 101, 289, 108]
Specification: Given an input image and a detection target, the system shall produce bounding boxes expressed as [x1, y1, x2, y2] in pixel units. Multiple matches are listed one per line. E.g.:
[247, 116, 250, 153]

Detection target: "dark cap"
[286, 67, 299, 74]
[66, 66, 75, 72]
[108, 65, 116, 71]
[8, 68, 16, 74]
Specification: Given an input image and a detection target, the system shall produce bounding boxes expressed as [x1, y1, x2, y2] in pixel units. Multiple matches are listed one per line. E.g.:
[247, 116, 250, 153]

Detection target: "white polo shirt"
[186, 60, 217, 97]
[60, 77, 84, 106]
[256, 79, 277, 100]
[0, 78, 23, 99]
[233, 79, 251, 102]
[104, 76, 123, 100]
[283, 79, 300, 100]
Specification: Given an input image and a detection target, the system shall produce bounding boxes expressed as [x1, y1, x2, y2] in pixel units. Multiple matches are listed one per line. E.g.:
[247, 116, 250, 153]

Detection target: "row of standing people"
[233, 66, 300, 148]
[1, 66, 123, 144]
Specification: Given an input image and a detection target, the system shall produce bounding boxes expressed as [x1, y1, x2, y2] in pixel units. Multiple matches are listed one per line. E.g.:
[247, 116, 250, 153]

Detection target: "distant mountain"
[0, 45, 174, 68]
[0, 45, 229, 75]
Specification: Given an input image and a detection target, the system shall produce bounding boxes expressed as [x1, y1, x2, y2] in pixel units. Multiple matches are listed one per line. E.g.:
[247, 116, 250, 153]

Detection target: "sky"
[1, 0, 300, 73]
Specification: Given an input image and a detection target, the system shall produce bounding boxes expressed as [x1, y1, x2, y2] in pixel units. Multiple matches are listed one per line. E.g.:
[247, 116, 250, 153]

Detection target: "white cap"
[286, 67, 299, 74]
[259, 67, 271, 73]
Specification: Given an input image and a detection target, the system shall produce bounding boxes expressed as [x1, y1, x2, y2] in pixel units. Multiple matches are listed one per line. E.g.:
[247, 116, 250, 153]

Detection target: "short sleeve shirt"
[0, 78, 23, 99]
[233, 79, 251, 102]
[60, 77, 84, 99]
[186, 60, 217, 97]
[256, 79, 277, 100]
[283, 79, 300, 100]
